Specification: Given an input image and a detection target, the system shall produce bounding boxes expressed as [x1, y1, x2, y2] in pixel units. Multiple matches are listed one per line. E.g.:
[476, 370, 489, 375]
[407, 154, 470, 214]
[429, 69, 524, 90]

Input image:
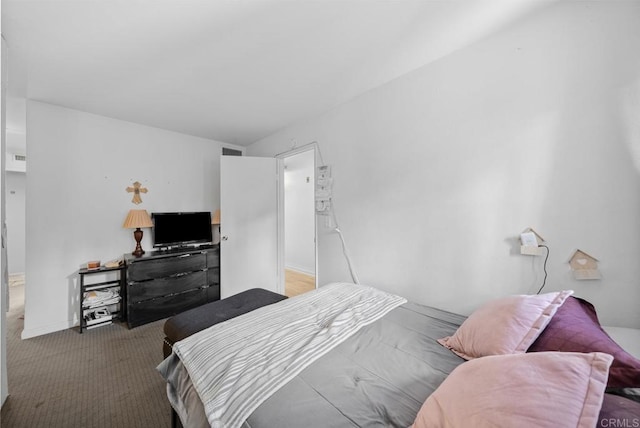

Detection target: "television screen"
[152, 212, 212, 248]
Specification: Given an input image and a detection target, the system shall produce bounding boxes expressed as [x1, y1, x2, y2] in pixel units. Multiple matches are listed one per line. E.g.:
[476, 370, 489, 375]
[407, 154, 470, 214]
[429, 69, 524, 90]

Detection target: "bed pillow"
[438, 290, 573, 359]
[598, 392, 640, 426]
[411, 352, 613, 428]
[528, 296, 640, 388]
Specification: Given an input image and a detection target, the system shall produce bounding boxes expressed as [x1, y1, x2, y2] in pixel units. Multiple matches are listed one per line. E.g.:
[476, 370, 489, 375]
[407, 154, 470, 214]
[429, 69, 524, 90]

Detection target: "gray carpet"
[1, 282, 171, 427]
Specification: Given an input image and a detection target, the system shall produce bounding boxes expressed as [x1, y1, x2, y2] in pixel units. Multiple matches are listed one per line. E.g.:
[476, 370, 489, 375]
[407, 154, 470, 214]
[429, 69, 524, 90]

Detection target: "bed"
[158, 283, 640, 428]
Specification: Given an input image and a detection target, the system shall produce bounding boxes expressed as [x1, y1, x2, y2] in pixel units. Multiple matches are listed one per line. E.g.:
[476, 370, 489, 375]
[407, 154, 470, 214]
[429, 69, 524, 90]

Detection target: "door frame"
[276, 143, 318, 293]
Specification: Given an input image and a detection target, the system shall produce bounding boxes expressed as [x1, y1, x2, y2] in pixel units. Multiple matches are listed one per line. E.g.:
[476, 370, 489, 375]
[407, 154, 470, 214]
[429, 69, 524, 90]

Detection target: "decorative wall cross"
[126, 181, 148, 205]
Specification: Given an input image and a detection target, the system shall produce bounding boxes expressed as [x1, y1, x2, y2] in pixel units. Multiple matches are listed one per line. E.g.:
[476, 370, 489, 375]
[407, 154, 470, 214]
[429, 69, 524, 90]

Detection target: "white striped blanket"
[170, 282, 407, 428]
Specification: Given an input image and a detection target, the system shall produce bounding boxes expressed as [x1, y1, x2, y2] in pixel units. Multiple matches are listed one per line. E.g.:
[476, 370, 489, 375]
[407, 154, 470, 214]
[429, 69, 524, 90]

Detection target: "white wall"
[284, 150, 315, 274]
[1, 8, 9, 405]
[5, 97, 26, 134]
[4, 98, 26, 275]
[5, 171, 25, 273]
[24, 101, 237, 338]
[248, 1, 640, 328]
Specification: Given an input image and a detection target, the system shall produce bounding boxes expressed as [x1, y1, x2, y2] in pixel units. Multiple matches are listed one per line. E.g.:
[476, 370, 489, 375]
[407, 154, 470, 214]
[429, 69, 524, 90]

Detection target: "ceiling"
[2, 0, 550, 146]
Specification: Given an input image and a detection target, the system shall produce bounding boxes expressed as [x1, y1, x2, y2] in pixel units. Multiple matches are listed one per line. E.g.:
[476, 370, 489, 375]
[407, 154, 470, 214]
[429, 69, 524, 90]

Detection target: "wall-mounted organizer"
[517, 227, 551, 294]
[568, 249, 601, 280]
[520, 227, 546, 256]
[315, 165, 332, 215]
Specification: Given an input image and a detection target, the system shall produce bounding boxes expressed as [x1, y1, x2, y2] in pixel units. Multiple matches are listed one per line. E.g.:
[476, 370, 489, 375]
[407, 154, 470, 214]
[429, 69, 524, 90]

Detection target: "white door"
[220, 156, 280, 298]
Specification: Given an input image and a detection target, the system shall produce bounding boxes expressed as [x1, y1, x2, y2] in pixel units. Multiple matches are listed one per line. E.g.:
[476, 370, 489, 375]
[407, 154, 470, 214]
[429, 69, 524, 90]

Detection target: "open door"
[220, 156, 281, 298]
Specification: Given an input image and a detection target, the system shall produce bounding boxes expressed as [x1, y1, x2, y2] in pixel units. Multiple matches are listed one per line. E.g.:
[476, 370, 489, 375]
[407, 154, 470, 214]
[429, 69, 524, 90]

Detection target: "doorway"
[219, 147, 317, 298]
[281, 148, 316, 297]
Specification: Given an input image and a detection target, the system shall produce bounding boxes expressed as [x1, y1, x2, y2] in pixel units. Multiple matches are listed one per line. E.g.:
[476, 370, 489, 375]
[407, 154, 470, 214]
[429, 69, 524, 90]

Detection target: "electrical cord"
[331, 210, 360, 284]
[335, 227, 361, 284]
[315, 141, 360, 284]
[536, 245, 549, 294]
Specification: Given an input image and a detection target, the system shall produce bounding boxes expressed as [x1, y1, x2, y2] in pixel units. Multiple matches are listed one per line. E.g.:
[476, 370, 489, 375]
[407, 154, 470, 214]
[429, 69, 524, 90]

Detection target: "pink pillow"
[438, 290, 573, 359]
[412, 352, 613, 428]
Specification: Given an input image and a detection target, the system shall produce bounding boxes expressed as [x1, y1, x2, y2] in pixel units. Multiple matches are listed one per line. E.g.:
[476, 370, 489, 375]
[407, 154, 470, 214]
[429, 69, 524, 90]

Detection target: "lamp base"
[132, 228, 145, 257]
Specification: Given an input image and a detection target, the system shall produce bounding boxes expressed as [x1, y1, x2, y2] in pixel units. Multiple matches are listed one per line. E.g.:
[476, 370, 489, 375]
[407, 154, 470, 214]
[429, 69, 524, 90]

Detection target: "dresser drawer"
[206, 284, 220, 302]
[127, 253, 206, 281]
[207, 267, 219, 286]
[206, 247, 220, 268]
[127, 288, 207, 328]
[128, 270, 206, 303]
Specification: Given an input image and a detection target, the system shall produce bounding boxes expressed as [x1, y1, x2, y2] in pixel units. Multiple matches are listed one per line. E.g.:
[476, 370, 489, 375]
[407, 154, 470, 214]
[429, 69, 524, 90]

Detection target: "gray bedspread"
[160, 301, 466, 428]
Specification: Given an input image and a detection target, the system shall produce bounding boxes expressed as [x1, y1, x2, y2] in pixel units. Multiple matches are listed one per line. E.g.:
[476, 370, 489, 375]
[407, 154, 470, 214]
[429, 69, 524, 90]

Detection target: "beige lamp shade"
[122, 209, 153, 229]
[212, 209, 221, 225]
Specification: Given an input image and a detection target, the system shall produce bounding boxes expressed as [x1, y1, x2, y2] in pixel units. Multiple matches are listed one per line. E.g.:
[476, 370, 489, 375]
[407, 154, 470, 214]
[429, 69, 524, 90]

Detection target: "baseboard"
[21, 319, 75, 340]
[284, 265, 315, 277]
[8, 272, 25, 280]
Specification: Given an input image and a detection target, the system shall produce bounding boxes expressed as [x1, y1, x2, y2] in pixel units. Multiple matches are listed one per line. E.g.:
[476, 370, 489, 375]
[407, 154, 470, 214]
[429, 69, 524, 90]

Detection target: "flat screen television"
[152, 212, 212, 248]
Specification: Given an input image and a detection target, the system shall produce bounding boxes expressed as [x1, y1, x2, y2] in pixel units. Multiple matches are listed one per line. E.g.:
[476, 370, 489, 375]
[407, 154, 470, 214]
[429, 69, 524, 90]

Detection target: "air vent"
[222, 147, 242, 156]
[6, 152, 27, 172]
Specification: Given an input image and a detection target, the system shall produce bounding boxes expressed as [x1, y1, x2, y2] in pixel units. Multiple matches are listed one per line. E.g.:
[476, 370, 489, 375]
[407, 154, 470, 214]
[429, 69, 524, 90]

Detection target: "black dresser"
[124, 245, 220, 328]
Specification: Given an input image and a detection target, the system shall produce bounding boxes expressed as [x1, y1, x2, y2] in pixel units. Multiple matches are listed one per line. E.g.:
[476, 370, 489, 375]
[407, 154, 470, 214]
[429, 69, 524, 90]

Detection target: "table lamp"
[211, 209, 221, 226]
[212, 209, 221, 243]
[123, 209, 153, 257]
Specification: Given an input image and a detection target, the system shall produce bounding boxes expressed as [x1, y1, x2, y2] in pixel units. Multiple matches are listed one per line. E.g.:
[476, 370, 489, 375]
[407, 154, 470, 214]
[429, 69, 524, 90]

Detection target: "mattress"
[159, 301, 466, 428]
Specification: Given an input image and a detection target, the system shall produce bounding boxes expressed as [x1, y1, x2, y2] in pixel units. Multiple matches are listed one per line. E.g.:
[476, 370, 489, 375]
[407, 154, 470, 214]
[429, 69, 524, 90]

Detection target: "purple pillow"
[598, 393, 640, 427]
[528, 296, 640, 388]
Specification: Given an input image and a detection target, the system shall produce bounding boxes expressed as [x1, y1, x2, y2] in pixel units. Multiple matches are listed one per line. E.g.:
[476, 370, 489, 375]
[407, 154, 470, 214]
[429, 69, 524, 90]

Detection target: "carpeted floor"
[1, 280, 172, 427]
